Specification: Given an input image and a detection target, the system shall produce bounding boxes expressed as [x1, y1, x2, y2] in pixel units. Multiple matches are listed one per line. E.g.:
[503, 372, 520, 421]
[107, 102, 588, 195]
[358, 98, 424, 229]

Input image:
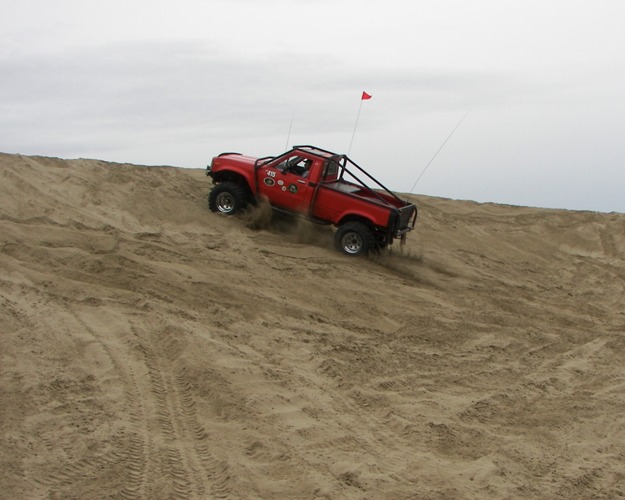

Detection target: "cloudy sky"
[2, 0, 624, 212]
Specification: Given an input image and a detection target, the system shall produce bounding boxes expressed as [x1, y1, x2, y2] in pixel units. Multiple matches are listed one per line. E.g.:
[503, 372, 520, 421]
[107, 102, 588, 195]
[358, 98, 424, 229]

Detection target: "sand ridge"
[1, 152, 624, 498]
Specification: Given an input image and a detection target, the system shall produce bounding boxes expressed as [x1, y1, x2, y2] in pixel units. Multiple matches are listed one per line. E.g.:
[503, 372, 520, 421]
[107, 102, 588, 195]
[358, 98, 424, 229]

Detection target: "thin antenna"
[285, 107, 295, 150]
[348, 92, 371, 156]
[410, 109, 470, 193]
[348, 100, 363, 156]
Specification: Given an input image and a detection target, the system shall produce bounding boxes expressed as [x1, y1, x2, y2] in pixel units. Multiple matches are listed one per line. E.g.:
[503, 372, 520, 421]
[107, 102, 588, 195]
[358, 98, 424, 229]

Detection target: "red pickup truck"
[206, 145, 417, 256]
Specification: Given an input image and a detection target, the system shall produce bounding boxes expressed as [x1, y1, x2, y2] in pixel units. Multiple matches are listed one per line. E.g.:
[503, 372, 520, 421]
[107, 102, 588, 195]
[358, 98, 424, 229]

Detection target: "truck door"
[257, 155, 315, 213]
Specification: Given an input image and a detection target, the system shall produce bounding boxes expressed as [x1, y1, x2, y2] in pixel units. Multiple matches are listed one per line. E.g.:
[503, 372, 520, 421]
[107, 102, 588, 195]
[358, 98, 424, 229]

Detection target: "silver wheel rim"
[215, 192, 235, 213]
[342, 232, 363, 254]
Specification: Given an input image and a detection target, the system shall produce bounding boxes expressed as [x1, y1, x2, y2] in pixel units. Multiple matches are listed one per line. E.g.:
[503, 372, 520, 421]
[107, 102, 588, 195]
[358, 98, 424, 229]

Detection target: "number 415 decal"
[266, 171, 276, 178]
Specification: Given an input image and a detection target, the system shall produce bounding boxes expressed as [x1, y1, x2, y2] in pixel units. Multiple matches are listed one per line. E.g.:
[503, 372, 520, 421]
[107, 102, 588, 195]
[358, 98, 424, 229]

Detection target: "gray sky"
[2, 0, 624, 213]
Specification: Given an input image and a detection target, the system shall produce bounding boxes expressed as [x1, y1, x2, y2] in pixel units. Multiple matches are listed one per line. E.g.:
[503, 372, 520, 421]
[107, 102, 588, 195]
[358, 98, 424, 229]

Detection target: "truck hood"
[212, 153, 257, 169]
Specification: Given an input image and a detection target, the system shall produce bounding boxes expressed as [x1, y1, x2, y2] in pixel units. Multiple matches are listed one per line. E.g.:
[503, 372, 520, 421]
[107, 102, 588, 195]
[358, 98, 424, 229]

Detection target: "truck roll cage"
[256, 145, 410, 210]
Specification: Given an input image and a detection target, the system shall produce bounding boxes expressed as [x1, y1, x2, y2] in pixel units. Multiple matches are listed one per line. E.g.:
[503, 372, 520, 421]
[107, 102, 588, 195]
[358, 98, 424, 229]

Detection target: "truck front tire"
[335, 221, 375, 256]
[208, 182, 247, 215]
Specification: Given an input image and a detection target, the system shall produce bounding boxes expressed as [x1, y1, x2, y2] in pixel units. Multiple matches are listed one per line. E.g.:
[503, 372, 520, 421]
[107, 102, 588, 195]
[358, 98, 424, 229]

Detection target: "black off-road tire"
[335, 221, 375, 256]
[208, 182, 247, 215]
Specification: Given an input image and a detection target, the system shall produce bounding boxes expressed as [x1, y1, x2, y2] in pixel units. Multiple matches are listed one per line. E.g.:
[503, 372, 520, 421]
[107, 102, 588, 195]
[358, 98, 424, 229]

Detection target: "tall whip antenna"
[348, 91, 372, 156]
[410, 109, 470, 193]
[284, 107, 295, 150]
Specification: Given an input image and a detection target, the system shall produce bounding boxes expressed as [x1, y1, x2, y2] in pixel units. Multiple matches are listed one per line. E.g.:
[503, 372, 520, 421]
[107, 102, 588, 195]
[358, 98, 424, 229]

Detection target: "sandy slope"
[1, 152, 624, 499]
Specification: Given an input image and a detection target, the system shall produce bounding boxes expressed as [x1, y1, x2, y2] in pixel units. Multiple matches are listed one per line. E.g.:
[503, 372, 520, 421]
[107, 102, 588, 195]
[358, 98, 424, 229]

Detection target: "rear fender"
[337, 213, 377, 231]
[337, 209, 387, 231]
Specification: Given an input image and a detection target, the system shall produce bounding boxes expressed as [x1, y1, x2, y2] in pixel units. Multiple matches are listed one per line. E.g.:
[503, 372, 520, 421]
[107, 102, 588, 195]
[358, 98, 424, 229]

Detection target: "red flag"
[361, 91, 372, 100]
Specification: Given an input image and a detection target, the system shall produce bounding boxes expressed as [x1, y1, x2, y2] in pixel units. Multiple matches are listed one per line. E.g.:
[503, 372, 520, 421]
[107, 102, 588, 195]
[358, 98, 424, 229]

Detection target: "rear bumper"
[393, 204, 417, 238]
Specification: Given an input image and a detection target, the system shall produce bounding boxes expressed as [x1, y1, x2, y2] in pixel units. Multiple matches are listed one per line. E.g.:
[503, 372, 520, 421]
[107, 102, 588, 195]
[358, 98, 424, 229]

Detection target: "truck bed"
[323, 181, 398, 208]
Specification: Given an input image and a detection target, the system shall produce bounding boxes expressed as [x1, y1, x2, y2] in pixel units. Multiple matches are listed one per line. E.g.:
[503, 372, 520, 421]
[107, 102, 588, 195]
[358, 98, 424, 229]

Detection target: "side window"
[281, 156, 312, 177]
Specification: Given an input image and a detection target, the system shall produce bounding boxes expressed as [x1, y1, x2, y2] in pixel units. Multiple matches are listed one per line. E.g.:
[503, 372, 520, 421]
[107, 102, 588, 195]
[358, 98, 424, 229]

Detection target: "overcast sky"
[2, 0, 624, 212]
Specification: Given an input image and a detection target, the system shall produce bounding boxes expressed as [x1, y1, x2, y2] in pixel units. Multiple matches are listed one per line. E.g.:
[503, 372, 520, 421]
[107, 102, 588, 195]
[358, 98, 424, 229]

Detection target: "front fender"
[210, 154, 256, 190]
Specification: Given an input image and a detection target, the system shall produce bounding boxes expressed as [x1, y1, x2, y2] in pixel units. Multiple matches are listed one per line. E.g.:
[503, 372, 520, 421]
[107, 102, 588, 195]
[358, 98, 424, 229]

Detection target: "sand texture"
[1, 152, 625, 499]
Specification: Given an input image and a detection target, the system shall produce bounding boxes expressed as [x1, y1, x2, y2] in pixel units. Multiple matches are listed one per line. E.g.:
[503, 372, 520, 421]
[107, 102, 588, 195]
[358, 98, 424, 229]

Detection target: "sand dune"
[1, 152, 624, 498]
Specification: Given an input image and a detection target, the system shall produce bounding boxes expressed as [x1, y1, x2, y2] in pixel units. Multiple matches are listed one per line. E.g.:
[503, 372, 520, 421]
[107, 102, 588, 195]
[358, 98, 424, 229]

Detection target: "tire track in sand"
[65, 307, 152, 500]
[62, 307, 232, 499]
[134, 323, 234, 499]
[27, 304, 152, 499]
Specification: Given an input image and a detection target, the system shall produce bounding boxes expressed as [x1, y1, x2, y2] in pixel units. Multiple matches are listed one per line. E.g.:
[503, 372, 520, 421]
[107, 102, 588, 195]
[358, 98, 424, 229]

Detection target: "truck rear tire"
[208, 182, 247, 215]
[335, 221, 375, 256]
